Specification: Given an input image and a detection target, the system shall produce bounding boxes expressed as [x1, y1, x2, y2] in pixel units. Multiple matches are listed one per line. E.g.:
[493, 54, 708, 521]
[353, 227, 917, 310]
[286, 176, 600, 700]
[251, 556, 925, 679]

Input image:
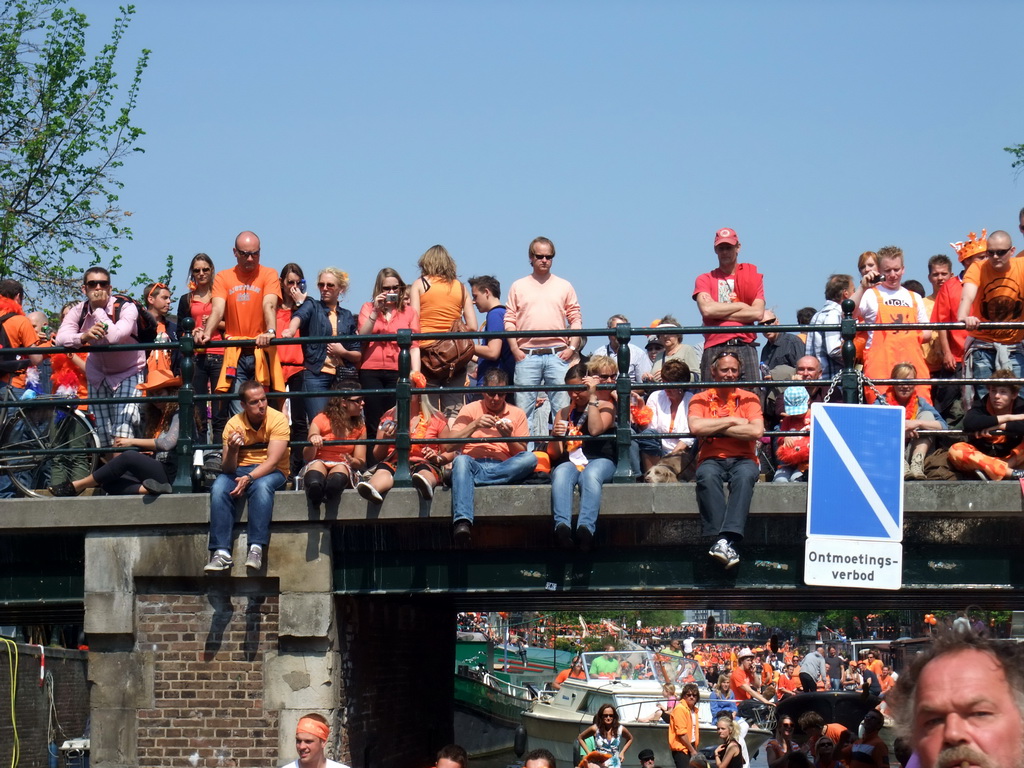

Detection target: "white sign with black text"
[804, 536, 903, 591]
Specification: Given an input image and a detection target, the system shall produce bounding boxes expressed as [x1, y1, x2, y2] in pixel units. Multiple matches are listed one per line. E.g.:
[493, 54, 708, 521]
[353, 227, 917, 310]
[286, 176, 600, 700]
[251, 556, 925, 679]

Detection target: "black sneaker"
[142, 478, 173, 495]
[49, 480, 78, 497]
[576, 527, 594, 552]
[453, 520, 473, 548]
[555, 524, 573, 549]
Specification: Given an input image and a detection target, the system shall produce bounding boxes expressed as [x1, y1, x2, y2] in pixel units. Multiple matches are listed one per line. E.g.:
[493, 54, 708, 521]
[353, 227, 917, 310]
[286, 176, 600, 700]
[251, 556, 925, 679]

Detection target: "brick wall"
[340, 595, 454, 768]
[0, 644, 89, 768]
[135, 591, 280, 767]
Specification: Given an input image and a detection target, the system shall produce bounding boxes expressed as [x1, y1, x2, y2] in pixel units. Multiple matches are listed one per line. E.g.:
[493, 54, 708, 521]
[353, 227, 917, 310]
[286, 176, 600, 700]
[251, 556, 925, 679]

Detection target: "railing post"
[172, 316, 197, 493]
[613, 323, 635, 483]
[393, 328, 412, 487]
[840, 298, 860, 404]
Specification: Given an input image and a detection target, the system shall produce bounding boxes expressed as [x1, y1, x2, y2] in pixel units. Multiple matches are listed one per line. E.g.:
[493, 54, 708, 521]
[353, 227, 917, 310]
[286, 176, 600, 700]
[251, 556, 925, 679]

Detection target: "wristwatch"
[265, 328, 276, 336]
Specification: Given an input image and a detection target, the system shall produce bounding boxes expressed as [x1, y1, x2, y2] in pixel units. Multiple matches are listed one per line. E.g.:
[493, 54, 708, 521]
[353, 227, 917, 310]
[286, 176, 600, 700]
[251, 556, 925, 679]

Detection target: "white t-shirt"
[856, 285, 928, 348]
[644, 390, 695, 454]
[279, 760, 349, 768]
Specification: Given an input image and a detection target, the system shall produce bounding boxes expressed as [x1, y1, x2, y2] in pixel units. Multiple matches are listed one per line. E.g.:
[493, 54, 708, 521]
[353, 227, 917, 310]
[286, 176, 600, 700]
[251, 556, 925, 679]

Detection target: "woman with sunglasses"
[577, 705, 632, 768]
[286, 267, 361, 425]
[357, 267, 420, 440]
[548, 357, 617, 551]
[177, 253, 226, 445]
[277, 263, 309, 477]
[301, 382, 367, 506]
[766, 716, 799, 768]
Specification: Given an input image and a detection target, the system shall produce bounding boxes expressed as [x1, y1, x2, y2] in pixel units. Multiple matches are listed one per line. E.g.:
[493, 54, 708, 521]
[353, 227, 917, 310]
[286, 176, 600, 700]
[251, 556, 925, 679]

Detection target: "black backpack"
[0, 313, 30, 375]
[77, 294, 158, 343]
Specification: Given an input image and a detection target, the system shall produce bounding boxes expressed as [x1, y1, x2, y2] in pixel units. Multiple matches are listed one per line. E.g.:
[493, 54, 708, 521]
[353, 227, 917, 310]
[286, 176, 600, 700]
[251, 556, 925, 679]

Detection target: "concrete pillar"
[84, 524, 342, 767]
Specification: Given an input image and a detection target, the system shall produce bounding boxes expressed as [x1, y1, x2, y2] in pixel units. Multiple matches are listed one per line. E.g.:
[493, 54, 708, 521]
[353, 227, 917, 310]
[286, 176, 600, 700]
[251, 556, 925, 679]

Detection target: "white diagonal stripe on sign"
[814, 408, 901, 539]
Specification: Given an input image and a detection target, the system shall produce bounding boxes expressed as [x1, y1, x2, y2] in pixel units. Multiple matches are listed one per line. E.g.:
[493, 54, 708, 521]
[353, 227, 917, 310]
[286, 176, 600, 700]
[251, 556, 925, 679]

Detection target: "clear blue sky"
[77, 0, 1024, 347]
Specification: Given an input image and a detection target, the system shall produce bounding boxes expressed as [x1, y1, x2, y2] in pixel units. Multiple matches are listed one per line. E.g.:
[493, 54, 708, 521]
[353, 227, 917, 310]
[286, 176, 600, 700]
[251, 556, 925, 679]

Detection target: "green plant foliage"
[1006, 144, 1024, 170]
[0, 0, 149, 308]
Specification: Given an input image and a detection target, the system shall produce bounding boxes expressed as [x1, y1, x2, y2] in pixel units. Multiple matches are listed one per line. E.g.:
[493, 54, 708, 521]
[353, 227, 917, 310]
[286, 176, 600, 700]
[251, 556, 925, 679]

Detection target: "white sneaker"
[709, 538, 740, 569]
[356, 481, 383, 503]
[204, 550, 233, 573]
[245, 545, 263, 571]
[412, 473, 434, 501]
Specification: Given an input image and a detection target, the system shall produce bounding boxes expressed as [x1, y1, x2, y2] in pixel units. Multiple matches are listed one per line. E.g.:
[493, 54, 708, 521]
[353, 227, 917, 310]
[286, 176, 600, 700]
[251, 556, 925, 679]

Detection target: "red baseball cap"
[714, 227, 739, 246]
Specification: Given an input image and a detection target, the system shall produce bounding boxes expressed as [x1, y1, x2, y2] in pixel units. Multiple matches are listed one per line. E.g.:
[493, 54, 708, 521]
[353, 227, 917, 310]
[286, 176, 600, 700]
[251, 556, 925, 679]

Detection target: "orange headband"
[296, 717, 329, 741]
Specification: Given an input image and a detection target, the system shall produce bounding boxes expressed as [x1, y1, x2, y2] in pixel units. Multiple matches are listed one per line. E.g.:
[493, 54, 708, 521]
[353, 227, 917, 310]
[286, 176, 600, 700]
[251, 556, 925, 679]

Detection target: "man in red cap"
[692, 227, 766, 383]
[281, 712, 349, 768]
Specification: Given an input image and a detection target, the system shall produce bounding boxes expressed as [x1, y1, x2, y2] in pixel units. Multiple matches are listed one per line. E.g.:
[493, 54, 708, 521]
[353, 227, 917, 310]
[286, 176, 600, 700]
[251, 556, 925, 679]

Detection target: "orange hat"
[950, 229, 987, 263]
[578, 752, 611, 768]
[137, 368, 182, 392]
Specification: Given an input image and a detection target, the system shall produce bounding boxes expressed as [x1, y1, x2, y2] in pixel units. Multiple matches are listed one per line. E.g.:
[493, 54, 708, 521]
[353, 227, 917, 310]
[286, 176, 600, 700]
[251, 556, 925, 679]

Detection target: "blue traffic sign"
[806, 403, 904, 542]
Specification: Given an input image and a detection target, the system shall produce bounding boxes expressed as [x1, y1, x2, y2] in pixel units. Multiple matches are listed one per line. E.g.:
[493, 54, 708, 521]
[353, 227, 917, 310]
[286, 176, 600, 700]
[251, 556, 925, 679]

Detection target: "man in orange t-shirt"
[668, 683, 701, 768]
[448, 368, 537, 547]
[197, 231, 283, 415]
[688, 350, 764, 569]
[958, 229, 1024, 404]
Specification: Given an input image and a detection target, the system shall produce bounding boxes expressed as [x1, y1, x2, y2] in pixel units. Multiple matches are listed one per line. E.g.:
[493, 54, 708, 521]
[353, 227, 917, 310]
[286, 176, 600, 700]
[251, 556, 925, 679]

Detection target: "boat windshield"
[579, 650, 708, 688]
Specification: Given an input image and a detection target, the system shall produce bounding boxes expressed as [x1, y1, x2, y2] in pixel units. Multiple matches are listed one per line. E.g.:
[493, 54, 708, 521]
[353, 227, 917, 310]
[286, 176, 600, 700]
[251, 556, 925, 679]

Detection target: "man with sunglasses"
[687, 351, 763, 569]
[196, 230, 283, 416]
[958, 229, 1024, 404]
[504, 236, 583, 437]
[56, 266, 146, 448]
[669, 683, 701, 768]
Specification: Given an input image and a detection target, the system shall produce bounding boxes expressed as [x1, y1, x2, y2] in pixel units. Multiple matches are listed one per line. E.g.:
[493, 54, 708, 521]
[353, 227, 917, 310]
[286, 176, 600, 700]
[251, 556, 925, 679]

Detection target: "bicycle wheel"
[1, 406, 100, 498]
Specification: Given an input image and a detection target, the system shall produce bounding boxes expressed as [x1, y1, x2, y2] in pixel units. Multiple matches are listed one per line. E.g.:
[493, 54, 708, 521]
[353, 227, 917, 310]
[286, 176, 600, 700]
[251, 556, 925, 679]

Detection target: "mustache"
[935, 745, 991, 768]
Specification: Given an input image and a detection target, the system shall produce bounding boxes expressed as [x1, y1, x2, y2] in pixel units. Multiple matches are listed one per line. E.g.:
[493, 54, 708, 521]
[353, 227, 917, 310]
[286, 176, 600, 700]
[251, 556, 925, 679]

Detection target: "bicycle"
[0, 386, 100, 498]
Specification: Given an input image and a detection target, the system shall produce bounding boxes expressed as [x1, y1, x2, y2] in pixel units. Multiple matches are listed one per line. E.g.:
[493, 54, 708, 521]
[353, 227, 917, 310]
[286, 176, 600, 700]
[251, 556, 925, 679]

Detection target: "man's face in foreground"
[912, 648, 1024, 768]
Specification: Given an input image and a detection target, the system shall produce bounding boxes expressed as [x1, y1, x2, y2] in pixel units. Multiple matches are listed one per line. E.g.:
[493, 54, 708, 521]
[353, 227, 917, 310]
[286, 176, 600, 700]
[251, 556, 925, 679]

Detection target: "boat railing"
[481, 672, 537, 701]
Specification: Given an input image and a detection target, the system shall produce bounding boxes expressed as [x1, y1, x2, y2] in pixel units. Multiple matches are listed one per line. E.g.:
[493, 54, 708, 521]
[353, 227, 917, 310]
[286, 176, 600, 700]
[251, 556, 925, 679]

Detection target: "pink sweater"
[503, 273, 582, 349]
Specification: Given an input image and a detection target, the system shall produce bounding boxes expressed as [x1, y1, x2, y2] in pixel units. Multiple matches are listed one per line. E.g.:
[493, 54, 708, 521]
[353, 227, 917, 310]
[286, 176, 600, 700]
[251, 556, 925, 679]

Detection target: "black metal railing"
[1, 297, 1020, 493]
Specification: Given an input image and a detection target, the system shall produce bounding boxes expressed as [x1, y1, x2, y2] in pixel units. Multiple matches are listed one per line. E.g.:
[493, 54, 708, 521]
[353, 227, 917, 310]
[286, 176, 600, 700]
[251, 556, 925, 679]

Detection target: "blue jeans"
[225, 354, 258, 417]
[0, 385, 27, 498]
[451, 452, 538, 524]
[514, 353, 569, 437]
[208, 466, 285, 551]
[964, 340, 1024, 403]
[302, 369, 335, 424]
[695, 457, 759, 541]
[551, 458, 615, 534]
[772, 464, 805, 483]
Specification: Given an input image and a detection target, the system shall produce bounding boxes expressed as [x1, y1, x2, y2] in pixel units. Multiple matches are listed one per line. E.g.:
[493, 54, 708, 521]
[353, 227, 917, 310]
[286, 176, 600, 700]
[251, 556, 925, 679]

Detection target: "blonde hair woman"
[410, 245, 477, 418]
[887, 361, 945, 480]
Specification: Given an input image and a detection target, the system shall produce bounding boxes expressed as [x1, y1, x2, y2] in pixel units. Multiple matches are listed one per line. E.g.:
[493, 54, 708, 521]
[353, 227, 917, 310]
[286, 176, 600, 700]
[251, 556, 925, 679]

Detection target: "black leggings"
[93, 451, 171, 495]
[359, 368, 399, 441]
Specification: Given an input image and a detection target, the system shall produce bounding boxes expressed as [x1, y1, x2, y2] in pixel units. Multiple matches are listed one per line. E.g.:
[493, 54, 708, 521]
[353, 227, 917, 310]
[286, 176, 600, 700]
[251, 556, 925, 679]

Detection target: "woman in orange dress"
[302, 383, 367, 506]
